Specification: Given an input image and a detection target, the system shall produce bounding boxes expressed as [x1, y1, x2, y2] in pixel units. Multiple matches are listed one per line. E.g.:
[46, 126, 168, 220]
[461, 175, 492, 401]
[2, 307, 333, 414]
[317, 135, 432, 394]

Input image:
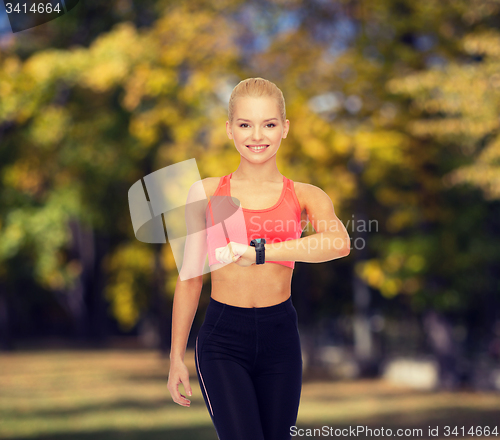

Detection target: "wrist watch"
[250, 238, 266, 264]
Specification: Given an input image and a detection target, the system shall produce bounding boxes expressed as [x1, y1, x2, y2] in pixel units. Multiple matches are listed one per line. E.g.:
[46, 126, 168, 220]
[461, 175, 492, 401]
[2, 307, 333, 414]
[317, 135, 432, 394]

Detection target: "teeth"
[248, 145, 268, 150]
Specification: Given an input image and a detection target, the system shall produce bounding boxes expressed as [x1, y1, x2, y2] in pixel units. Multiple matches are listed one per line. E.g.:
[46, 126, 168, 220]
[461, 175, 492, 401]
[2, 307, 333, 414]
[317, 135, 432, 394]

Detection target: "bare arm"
[170, 275, 203, 362]
[167, 179, 209, 407]
[266, 183, 350, 263]
[215, 183, 351, 267]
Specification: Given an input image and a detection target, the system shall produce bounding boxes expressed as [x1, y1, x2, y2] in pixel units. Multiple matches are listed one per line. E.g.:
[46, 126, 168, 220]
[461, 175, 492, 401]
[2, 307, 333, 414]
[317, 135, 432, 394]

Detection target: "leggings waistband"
[207, 295, 294, 317]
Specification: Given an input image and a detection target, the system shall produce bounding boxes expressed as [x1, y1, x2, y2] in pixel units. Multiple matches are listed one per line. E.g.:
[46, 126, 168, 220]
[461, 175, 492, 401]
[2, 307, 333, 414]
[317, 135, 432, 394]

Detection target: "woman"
[167, 77, 351, 440]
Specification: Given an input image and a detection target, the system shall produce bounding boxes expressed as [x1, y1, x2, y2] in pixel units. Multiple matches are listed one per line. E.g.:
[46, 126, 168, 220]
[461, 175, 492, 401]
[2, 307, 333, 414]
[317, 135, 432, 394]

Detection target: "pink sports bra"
[205, 172, 303, 269]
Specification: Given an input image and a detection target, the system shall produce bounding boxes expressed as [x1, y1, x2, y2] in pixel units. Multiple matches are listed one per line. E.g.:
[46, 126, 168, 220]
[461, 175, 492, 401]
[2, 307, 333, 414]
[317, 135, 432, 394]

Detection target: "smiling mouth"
[246, 145, 269, 150]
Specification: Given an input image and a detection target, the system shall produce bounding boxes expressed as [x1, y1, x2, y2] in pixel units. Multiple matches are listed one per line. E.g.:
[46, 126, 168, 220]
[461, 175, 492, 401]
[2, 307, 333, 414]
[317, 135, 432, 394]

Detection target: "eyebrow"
[236, 118, 278, 122]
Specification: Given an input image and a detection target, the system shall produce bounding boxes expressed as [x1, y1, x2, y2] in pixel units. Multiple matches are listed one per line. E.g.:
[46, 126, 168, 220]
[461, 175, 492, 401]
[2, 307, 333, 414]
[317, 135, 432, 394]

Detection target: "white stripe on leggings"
[196, 336, 214, 417]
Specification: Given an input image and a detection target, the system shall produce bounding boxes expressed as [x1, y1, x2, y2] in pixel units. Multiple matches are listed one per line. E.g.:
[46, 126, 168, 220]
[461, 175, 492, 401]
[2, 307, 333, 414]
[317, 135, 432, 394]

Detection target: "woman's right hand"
[167, 359, 192, 407]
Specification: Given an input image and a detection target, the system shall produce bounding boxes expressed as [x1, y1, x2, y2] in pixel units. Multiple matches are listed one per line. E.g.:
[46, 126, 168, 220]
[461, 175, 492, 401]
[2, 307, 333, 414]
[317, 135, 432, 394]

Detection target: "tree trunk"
[66, 218, 91, 341]
[422, 310, 461, 390]
[0, 286, 14, 351]
[348, 157, 377, 377]
[352, 272, 376, 375]
[87, 231, 110, 345]
[153, 245, 170, 356]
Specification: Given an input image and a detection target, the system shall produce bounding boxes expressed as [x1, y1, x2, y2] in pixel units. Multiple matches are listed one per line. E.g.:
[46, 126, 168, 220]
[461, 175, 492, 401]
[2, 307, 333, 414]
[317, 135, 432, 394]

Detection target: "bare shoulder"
[186, 177, 220, 207]
[292, 181, 316, 213]
[201, 177, 221, 199]
[185, 177, 221, 225]
[293, 181, 333, 213]
[294, 181, 329, 197]
[293, 181, 310, 195]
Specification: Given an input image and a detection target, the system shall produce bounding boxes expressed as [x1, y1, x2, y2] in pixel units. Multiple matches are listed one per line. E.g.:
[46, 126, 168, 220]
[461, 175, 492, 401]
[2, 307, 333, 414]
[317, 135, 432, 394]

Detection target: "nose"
[251, 127, 264, 142]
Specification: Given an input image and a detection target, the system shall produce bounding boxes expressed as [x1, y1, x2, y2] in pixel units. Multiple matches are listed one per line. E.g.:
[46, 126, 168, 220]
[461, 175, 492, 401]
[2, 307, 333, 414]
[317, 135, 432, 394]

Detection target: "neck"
[232, 160, 282, 184]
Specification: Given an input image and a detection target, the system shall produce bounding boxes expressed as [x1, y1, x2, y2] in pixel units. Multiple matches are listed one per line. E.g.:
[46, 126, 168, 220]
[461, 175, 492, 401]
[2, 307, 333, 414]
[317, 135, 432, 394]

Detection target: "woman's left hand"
[215, 242, 256, 267]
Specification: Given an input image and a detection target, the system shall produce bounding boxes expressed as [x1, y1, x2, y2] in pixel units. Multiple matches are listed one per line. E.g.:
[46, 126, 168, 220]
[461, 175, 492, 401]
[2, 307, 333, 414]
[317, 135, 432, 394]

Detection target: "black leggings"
[195, 295, 303, 440]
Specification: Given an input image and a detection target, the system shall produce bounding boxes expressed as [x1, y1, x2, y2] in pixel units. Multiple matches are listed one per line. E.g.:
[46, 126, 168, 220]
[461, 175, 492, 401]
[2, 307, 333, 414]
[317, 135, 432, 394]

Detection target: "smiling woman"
[227, 91, 289, 164]
[167, 77, 350, 440]
[238, 117, 278, 152]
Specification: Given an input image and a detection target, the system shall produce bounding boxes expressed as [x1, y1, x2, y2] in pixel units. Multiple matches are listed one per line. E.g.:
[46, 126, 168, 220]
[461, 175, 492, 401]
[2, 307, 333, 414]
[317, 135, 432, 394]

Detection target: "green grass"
[1, 349, 499, 439]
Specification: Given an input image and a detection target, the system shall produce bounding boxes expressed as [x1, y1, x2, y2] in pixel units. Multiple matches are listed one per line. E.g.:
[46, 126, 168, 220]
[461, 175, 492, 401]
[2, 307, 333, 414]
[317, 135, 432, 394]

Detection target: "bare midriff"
[210, 262, 293, 307]
[204, 175, 305, 308]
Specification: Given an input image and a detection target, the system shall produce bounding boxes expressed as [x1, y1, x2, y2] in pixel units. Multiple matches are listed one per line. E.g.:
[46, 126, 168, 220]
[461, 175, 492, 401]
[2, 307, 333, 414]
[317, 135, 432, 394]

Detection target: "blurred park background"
[1, 0, 500, 438]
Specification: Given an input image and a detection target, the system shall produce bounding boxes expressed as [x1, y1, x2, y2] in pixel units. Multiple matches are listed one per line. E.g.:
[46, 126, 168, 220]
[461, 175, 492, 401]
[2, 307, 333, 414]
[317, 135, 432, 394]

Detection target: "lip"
[246, 145, 269, 154]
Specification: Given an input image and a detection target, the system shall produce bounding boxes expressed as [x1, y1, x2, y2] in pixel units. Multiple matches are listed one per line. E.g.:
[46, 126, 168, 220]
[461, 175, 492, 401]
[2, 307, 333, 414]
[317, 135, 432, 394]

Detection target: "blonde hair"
[228, 77, 286, 125]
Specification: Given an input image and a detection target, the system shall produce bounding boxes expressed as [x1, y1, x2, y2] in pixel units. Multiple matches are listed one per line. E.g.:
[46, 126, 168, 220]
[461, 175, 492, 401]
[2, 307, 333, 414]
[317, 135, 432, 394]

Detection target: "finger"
[169, 382, 191, 406]
[216, 244, 237, 263]
[227, 241, 235, 257]
[215, 248, 222, 263]
[168, 382, 182, 401]
[216, 247, 232, 264]
[227, 242, 241, 262]
[175, 393, 191, 406]
[176, 394, 191, 406]
[224, 243, 234, 259]
[179, 373, 193, 398]
[215, 247, 227, 263]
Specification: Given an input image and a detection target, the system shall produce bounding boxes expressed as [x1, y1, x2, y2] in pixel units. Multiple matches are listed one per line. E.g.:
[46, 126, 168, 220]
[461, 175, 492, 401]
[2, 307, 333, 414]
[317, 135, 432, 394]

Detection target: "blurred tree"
[0, 0, 499, 392]
[0, 2, 241, 350]
[385, 24, 500, 387]
[248, 0, 500, 381]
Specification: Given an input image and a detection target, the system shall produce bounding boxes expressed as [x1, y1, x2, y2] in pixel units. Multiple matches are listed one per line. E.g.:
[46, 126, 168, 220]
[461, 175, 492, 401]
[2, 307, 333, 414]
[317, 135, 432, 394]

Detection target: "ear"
[283, 119, 290, 138]
[226, 120, 233, 139]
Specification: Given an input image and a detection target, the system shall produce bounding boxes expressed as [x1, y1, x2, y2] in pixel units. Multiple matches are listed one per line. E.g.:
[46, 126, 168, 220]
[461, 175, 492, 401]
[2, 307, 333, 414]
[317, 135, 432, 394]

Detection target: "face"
[226, 96, 289, 160]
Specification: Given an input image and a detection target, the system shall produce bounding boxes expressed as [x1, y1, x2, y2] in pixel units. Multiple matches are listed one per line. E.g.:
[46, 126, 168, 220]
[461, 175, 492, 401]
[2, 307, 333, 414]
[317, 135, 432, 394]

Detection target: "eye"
[239, 123, 249, 128]
[266, 123, 276, 128]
